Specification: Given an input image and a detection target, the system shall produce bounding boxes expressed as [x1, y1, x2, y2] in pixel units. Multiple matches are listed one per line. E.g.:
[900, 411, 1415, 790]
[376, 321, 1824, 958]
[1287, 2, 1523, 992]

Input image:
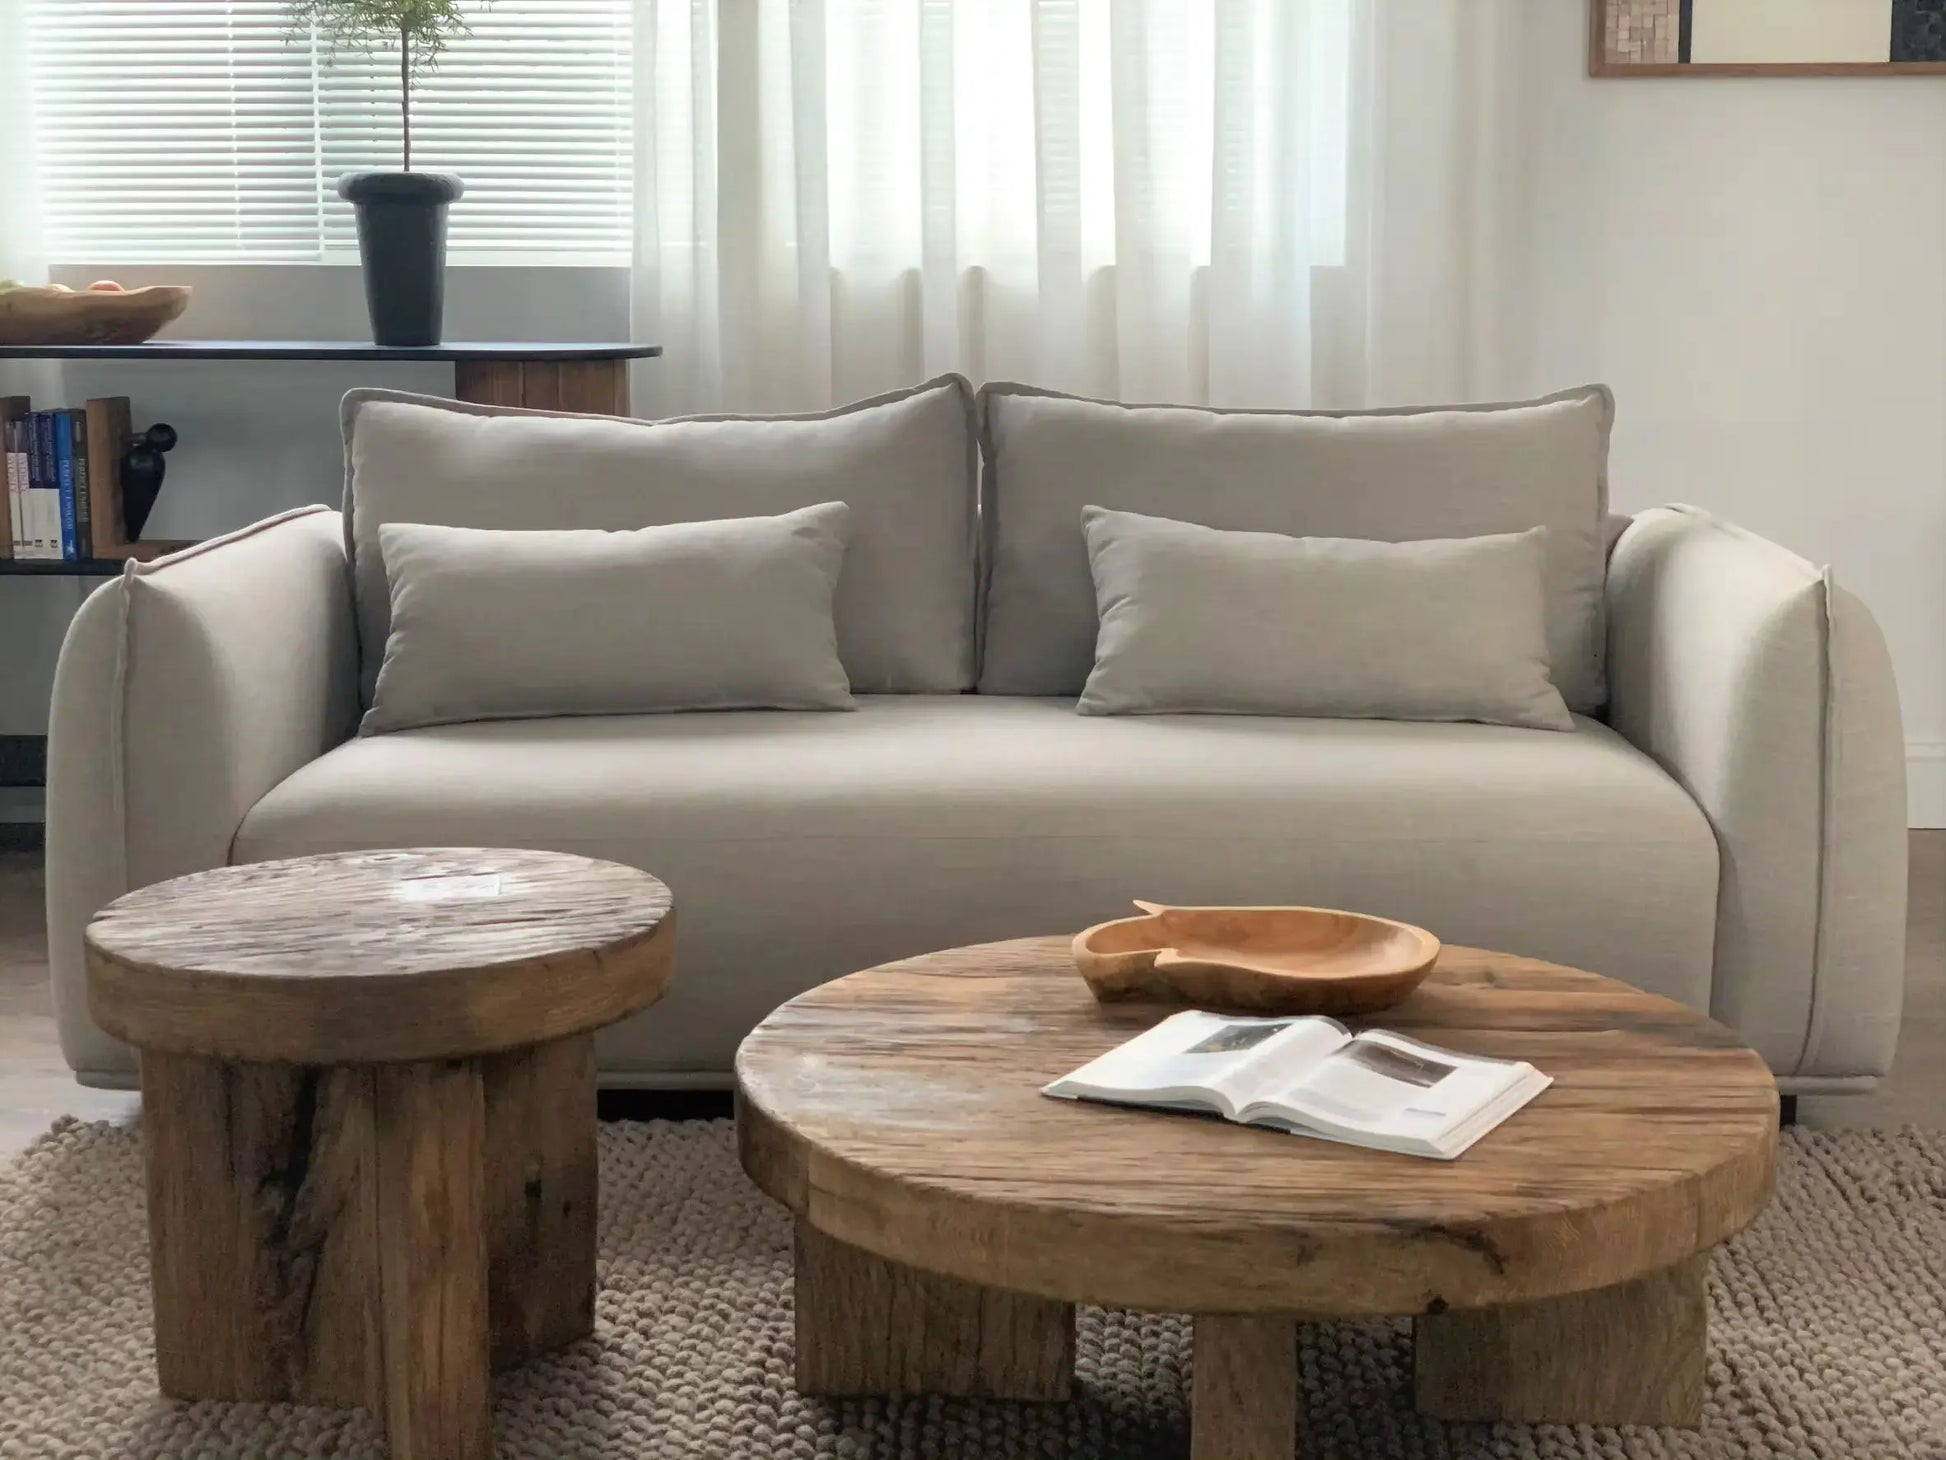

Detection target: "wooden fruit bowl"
[1073, 902, 1441, 1015]
[0, 285, 191, 346]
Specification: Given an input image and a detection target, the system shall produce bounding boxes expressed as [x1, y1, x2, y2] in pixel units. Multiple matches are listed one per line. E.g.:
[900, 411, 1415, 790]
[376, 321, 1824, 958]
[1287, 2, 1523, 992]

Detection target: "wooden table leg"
[1413, 1254, 1709, 1426]
[140, 1051, 378, 1406]
[793, 1222, 1074, 1400]
[1190, 1314, 1298, 1460]
[373, 1060, 493, 1460]
[482, 1033, 598, 1368]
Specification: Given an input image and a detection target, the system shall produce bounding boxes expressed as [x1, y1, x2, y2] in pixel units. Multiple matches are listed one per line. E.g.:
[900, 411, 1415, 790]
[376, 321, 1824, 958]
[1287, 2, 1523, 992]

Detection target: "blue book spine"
[34, 412, 57, 557]
[67, 409, 92, 559]
[54, 410, 77, 561]
[23, 413, 42, 555]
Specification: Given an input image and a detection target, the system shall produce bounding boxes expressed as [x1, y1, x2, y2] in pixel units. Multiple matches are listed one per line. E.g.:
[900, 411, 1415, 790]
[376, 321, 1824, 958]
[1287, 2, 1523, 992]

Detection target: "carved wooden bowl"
[0, 285, 192, 346]
[1072, 901, 1441, 1015]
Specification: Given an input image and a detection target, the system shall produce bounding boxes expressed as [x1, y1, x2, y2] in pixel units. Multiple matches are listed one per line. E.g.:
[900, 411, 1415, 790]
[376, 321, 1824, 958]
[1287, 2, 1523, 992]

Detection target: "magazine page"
[1249, 1029, 1528, 1141]
[1044, 1010, 1347, 1115]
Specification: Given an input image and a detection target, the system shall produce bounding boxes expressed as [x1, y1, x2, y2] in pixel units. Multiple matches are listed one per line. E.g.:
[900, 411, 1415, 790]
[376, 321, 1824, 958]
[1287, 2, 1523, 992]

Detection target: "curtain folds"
[632, 0, 1508, 418]
[0, 0, 58, 405]
[0, 0, 45, 292]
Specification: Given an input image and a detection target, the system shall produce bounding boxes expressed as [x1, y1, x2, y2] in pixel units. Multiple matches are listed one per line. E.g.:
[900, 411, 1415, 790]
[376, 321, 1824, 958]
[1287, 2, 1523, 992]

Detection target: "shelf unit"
[0, 341, 663, 363]
[4, 556, 159, 578]
[1, 341, 659, 574]
[0, 339, 664, 783]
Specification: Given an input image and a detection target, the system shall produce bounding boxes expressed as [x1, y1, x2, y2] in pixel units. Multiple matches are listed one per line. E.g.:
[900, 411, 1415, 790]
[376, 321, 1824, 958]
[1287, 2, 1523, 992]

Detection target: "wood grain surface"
[1190, 1315, 1297, 1460]
[142, 1053, 379, 1406]
[453, 357, 630, 416]
[482, 1034, 598, 1368]
[451, 358, 524, 407]
[374, 1060, 492, 1460]
[83, 396, 133, 556]
[0, 284, 190, 346]
[1074, 901, 1438, 1014]
[793, 1223, 1074, 1400]
[737, 938, 1777, 1316]
[557, 359, 631, 415]
[86, 849, 674, 1063]
[104, 848, 670, 1454]
[1413, 1253, 1709, 1425]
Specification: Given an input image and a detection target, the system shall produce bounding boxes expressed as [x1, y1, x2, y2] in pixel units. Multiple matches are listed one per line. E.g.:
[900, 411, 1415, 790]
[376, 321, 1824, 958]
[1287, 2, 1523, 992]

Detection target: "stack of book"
[2, 401, 98, 561]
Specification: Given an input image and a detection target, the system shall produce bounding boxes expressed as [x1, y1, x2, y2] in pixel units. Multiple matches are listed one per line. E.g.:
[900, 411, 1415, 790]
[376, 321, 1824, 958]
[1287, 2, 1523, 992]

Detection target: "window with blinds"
[25, 0, 633, 264]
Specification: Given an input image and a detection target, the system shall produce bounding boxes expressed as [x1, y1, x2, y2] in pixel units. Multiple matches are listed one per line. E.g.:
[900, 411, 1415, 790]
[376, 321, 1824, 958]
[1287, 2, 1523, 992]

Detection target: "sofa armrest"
[45, 507, 360, 1084]
[1606, 505, 1906, 1085]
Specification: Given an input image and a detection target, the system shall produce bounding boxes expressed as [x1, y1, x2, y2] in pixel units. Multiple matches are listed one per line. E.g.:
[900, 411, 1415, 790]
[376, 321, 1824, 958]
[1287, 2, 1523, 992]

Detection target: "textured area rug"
[1, 1119, 1942, 1459]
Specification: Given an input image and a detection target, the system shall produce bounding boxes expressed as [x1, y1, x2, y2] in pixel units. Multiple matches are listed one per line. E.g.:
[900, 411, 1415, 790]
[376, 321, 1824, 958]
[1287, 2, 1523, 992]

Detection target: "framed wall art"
[1591, 0, 1946, 75]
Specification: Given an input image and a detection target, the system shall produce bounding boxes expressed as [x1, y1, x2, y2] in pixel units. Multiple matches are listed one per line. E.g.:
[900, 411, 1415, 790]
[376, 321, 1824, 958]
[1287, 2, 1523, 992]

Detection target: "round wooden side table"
[85, 848, 675, 1460]
[736, 937, 1777, 1460]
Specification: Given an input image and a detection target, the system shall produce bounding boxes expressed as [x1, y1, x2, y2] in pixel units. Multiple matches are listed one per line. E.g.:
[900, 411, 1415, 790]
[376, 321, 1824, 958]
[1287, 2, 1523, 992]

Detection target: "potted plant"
[291, 0, 476, 346]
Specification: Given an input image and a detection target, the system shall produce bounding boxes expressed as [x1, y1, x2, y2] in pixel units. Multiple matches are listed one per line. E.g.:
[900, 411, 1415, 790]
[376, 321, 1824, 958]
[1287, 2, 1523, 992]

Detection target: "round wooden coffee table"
[736, 937, 1776, 1459]
[85, 848, 675, 1460]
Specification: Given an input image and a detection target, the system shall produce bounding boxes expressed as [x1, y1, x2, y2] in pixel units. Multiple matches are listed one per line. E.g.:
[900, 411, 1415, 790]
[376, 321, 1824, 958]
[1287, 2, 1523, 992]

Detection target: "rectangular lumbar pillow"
[343, 375, 977, 702]
[362, 503, 854, 734]
[1076, 507, 1575, 732]
[978, 382, 1613, 713]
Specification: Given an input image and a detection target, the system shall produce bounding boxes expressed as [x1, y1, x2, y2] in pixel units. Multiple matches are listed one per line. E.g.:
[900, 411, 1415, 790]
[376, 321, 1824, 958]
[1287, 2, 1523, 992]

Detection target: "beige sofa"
[45, 377, 1908, 1096]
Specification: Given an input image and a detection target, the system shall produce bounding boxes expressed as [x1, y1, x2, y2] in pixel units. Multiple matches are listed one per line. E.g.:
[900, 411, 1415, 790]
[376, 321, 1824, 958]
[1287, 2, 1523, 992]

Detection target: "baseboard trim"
[1911, 742, 1946, 829]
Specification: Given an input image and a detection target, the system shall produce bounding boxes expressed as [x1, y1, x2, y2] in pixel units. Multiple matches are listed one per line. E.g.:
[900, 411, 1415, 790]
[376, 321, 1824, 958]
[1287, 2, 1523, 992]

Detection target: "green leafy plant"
[289, 1, 477, 171]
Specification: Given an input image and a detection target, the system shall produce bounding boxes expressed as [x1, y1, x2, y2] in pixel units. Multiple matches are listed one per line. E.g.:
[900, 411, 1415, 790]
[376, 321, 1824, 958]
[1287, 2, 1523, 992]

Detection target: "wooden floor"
[1, 837, 1942, 1157]
[0, 851, 138, 1155]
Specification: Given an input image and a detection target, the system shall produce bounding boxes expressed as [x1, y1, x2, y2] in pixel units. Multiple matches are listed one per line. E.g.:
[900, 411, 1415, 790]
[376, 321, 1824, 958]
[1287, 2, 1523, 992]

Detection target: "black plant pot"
[337, 171, 465, 347]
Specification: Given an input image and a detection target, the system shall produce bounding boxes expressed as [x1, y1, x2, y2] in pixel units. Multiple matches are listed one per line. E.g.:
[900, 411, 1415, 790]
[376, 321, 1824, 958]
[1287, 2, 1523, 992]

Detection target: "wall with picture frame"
[1591, 0, 1946, 76]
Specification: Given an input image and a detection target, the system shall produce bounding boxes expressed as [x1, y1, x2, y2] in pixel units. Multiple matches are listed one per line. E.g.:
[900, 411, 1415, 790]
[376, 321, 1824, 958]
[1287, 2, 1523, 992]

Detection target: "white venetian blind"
[25, 0, 633, 263]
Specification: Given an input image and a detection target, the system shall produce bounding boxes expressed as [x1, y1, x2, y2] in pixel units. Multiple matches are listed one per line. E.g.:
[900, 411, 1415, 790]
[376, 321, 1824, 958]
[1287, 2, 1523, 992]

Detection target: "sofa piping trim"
[1791, 566, 1839, 1080]
[123, 503, 335, 577]
[1666, 504, 1826, 1081]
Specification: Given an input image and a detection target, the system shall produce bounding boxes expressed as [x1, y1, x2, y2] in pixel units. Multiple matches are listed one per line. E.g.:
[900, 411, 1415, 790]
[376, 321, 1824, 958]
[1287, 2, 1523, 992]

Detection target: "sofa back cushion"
[1075, 510, 1574, 731]
[342, 374, 979, 701]
[976, 383, 1615, 713]
[364, 506, 856, 734]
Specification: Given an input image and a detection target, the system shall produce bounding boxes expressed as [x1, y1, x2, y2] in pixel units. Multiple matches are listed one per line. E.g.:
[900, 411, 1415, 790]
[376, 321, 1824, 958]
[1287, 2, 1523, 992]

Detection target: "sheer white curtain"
[0, 0, 44, 292]
[0, 0, 57, 406]
[0, 0, 46, 297]
[633, 0, 1512, 417]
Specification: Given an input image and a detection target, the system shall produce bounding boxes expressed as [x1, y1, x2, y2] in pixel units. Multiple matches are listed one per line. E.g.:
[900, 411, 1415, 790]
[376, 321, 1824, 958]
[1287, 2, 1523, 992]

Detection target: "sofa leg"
[1778, 1094, 1798, 1128]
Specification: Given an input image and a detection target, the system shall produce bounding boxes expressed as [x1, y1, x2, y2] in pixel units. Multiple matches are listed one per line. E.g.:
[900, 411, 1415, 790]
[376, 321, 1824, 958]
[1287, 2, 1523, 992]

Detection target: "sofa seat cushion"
[233, 697, 1719, 1081]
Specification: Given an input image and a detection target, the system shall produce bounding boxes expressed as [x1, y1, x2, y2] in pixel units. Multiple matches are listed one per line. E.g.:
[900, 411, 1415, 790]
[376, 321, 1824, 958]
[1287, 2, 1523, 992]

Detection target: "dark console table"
[0, 339, 662, 417]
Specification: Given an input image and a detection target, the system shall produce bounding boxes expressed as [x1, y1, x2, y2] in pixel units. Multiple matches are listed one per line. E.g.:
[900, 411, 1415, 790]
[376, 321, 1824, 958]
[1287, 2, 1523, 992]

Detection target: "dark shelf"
[0, 734, 46, 790]
[0, 341, 661, 363]
[0, 556, 145, 577]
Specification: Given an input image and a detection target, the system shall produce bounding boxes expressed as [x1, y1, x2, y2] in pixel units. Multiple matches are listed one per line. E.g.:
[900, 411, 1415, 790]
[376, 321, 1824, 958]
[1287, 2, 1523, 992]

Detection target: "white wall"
[0, 265, 629, 749]
[1489, 5, 1946, 826]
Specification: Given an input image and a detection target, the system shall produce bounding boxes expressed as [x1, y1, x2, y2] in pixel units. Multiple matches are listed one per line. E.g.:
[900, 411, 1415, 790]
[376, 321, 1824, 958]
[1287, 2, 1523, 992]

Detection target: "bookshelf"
[0, 341, 663, 576]
[0, 342, 664, 811]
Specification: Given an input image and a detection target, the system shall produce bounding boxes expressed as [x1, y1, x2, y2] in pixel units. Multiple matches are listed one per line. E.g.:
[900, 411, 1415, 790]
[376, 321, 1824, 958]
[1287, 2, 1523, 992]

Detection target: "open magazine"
[1043, 1010, 1550, 1159]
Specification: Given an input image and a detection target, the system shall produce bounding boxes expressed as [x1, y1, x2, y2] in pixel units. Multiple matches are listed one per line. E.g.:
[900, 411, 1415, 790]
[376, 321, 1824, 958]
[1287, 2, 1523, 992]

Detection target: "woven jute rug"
[0, 1118, 1941, 1459]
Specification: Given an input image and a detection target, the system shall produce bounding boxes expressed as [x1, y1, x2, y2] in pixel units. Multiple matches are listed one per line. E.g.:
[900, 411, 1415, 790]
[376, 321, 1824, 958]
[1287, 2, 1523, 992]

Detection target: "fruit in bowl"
[0, 280, 192, 346]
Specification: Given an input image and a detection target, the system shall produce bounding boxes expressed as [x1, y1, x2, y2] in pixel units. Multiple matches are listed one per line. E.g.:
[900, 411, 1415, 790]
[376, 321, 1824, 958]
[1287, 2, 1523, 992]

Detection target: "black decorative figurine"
[121, 422, 177, 542]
